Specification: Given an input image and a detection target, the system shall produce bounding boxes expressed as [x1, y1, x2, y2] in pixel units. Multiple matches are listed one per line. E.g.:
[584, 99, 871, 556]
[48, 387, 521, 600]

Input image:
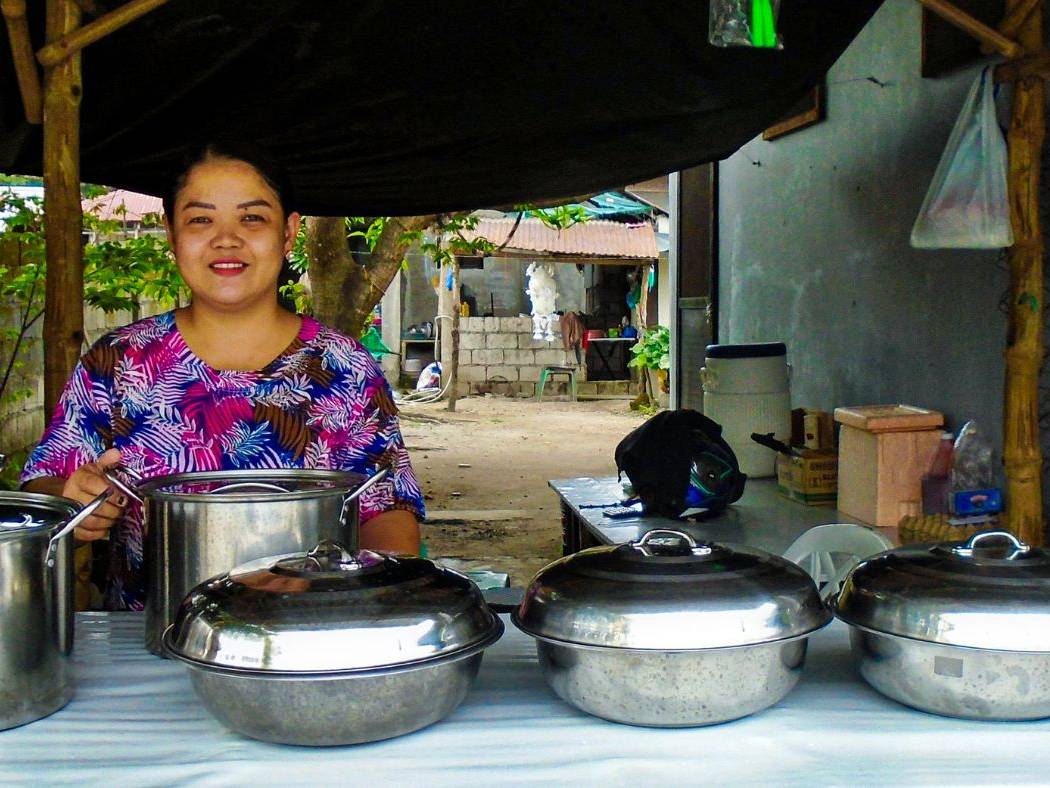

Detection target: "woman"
[21, 138, 423, 610]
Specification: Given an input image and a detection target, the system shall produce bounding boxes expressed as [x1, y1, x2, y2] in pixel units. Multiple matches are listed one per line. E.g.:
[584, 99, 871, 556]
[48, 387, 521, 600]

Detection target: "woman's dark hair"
[164, 137, 301, 312]
[162, 136, 297, 221]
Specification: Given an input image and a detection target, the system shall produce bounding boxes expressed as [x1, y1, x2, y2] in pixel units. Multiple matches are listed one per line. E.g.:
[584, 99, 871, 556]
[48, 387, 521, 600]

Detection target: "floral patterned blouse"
[22, 311, 424, 610]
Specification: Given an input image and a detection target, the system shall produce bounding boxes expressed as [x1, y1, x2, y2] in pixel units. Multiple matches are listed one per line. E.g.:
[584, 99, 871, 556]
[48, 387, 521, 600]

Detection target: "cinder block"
[460, 333, 485, 350]
[518, 366, 541, 382]
[485, 333, 518, 349]
[519, 335, 553, 349]
[486, 366, 520, 382]
[473, 349, 504, 365]
[483, 317, 499, 333]
[535, 349, 570, 366]
[503, 349, 536, 366]
[501, 316, 533, 333]
[458, 365, 488, 383]
[517, 382, 536, 397]
[461, 317, 484, 333]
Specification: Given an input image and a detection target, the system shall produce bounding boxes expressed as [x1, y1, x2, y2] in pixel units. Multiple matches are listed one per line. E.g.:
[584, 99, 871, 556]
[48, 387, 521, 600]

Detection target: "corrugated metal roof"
[83, 189, 163, 222]
[464, 216, 657, 260]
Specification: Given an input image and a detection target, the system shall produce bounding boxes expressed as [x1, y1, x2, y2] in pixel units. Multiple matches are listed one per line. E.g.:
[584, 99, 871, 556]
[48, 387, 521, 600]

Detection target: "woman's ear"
[284, 212, 302, 255]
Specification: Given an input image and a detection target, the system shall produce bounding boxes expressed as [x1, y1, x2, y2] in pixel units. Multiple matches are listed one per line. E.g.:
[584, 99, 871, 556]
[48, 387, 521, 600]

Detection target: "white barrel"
[700, 343, 791, 478]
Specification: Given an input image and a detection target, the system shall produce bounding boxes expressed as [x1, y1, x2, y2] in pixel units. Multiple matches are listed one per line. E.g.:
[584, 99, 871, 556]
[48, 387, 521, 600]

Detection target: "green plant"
[628, 325, 670, 371]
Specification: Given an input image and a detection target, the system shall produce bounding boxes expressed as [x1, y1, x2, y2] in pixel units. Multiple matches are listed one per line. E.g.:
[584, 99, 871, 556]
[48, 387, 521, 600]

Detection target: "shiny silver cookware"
[513, 529, 831, 727]
[836, 530, 1050, 721]
[0, 490, 109, 730]
[164, 539, 503, 745]
[107, 466, 386, 655]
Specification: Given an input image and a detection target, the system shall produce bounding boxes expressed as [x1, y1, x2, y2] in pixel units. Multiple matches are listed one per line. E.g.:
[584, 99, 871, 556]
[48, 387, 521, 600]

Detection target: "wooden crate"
[834, 405, 944, 527]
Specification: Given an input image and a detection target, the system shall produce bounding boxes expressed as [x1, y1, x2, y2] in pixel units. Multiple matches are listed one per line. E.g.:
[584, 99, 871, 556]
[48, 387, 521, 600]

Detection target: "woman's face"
[166, 157, 300, 314]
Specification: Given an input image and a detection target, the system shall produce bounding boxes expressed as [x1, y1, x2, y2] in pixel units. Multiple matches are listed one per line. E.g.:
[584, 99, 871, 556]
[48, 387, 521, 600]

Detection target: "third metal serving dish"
[835, 530, 1050, 720]
[513, 529, 831, 727]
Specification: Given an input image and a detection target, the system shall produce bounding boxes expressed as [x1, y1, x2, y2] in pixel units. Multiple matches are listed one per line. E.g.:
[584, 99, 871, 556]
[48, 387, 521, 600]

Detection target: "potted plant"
[627, 325, 670, 408]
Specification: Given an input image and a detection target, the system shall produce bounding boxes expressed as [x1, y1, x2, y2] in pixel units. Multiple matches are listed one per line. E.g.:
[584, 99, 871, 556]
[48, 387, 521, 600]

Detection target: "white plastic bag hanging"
[910, 68, 1013, 249]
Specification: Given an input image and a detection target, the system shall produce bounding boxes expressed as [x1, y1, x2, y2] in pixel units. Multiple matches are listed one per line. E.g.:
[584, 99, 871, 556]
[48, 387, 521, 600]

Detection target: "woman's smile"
[210, 258, 249, 276]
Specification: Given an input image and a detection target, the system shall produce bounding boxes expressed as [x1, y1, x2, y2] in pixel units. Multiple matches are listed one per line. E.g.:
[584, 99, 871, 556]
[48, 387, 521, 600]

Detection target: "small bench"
[536, 365, 578, 402]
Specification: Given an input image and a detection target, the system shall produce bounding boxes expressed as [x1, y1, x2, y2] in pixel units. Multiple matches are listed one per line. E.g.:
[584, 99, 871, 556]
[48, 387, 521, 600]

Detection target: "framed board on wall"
[922, 0, 1004, 78]
[762, 83, 826, 141]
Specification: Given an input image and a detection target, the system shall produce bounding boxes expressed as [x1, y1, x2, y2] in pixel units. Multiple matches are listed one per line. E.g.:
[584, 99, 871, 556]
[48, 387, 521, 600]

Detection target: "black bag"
[614, 409, 746, 519]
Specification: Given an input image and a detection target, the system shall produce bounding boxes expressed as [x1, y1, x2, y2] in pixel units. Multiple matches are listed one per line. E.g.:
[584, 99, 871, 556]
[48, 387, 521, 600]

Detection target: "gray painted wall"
[719, 0, 1008, 461]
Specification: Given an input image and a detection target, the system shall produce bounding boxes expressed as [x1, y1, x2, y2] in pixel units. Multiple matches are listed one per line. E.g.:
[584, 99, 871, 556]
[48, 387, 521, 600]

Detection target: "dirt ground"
[397, 394, 645, 585]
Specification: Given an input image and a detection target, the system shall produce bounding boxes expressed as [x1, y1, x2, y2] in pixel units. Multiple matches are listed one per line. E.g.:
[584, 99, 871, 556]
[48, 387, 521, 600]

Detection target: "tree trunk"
[1002, 0, 1045, 545]
[446, 258, 461, 411]
[306, 215, 437, 338]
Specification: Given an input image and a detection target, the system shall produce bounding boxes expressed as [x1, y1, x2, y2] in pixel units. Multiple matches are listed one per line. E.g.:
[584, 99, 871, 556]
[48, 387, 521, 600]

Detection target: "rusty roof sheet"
[465, 216, 657, 260]
[83, 189, 163, 222]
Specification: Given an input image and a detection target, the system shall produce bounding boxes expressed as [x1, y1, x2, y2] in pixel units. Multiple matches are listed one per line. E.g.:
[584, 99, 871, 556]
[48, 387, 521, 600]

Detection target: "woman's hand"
[61, 448, 128, 543]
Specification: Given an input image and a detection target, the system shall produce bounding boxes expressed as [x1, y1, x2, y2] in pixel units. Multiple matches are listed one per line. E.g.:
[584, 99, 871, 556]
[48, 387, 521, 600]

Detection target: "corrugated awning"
[465, 216, 657, 260]
[83, 189, 162, 222]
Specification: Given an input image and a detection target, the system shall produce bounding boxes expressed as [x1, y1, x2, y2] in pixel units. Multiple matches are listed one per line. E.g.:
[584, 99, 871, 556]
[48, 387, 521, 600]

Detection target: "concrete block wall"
[457, 316, 582, 397]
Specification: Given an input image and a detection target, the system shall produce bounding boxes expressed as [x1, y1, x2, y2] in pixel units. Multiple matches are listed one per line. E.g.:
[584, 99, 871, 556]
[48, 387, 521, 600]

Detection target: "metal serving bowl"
[164, 540, 503, 745]
[513, 529, 831, 727]
[836, 530, 1050, 720]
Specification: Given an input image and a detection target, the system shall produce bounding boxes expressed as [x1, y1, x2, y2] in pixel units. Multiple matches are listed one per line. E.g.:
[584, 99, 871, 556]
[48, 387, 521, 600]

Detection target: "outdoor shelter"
[0, 0, 1046, 541]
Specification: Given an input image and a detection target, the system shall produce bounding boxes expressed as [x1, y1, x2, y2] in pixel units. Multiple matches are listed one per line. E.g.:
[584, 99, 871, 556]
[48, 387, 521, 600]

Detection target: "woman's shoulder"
[80, 311, 177, 375]
[297, 316, 382, 378]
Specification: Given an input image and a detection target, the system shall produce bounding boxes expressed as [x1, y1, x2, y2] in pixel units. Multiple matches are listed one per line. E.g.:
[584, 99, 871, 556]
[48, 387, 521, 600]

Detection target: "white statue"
[525, 261, 558, 341]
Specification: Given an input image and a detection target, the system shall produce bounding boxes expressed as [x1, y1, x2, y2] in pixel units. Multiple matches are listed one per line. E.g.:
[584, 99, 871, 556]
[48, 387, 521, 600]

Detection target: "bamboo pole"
[1, 0, 42, 123]
[996, 51, 1050, 83]
[37, 0, 168, 67]
[446, 258, 462, 412]
[1002, 0, 1045, 545]
[918, 0, 1024, 58]
[42, 0, 83, 418]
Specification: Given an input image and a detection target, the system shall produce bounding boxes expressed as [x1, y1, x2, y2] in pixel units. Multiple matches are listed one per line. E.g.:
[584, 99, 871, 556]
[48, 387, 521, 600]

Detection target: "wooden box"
[834, 405, 944, 527]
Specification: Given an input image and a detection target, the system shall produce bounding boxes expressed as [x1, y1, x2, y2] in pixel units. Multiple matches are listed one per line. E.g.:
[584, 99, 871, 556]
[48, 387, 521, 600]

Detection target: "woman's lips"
[209, 260, 248, 277]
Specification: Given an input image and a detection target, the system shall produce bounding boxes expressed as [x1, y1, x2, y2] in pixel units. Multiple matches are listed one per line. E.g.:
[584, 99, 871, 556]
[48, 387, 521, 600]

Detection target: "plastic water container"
[700, 343, 791, 478]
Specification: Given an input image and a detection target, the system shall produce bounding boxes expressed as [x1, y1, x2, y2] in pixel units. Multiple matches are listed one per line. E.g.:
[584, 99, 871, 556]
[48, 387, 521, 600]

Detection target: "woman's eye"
[187, 215, 210, 224]
[242, 214, 265, 223]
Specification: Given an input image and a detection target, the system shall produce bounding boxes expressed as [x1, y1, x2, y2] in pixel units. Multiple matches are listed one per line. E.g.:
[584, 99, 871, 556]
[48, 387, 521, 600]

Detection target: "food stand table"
[2, 612, 1049, 786]
[550, 476, 878, 556]
[585, 337, 635, 380]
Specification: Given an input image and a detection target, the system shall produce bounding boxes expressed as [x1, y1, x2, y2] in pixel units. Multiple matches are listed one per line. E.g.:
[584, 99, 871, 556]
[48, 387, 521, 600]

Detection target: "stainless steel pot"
[108, 466, 386, 655]
[164, 540, 504, 745]
[836, 530, 1050, 721]
[0, 490, 109, 730]
[513, 529, 831, 726]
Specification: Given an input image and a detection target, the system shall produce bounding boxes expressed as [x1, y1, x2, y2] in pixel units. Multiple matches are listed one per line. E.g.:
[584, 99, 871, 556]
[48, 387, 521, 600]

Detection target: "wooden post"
[1002, 0, 1045, 545]
[1, 0, 43, 123]
[42, 0, 83, 418]
[446, 258, 462, 412]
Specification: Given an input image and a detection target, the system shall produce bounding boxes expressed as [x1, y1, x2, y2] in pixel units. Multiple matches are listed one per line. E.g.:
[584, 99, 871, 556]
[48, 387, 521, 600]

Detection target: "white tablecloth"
[2, 613, 1049, 787]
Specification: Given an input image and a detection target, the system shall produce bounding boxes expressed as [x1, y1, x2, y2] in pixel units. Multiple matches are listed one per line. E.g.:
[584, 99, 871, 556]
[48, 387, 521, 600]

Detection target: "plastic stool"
[536, 365, 577, 402]
[783, 523, 894, 602]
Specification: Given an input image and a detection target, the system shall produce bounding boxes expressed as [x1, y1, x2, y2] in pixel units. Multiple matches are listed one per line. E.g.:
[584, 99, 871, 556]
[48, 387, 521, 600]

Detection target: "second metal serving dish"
[513, 529, 831, 727]
[836, 530, 1050, 720]
[164, 539, 503, 745]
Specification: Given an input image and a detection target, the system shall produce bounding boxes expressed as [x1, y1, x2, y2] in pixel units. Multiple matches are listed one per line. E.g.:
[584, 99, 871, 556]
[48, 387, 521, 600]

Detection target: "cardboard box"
[776, 409, 837, 507]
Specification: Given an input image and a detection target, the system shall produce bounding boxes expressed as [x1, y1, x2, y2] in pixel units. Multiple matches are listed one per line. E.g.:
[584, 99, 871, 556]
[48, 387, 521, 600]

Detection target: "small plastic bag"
[415, 361, 442, 391]
[951, 421, 995, 491]
[910, 68, 1013, 249]
[708, 0, 783, 49]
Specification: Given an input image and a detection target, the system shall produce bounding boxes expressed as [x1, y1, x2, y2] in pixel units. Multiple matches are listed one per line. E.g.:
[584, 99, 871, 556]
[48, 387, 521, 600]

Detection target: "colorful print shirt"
[22, 311, 425, 610]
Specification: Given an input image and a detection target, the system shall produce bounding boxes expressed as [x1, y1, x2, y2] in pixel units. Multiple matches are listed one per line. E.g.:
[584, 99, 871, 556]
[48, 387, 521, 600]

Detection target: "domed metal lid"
[164, 540, 504, 674]
[137, 469, 365, 502]
[0, 491, 78, 541]
[835, 530, 1050, 652]
[513, 529, 830, 650]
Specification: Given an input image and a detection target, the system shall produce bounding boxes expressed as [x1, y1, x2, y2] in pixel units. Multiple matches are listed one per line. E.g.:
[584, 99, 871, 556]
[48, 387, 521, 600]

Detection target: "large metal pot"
[109, 467, 385, 655]
[513, 529, 831, 726]
[836, 530, 1050, 721]
[164, 540, 503, 745]
[0, 490, 109, 730]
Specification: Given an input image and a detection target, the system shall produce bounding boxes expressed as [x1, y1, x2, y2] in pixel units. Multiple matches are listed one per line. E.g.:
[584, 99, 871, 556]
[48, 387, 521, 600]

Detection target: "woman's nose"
[210, 221, 243, 247]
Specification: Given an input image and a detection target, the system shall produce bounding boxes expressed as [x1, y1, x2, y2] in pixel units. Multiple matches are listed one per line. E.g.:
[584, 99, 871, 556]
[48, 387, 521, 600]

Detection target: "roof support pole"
[1, 0, 42, 123]
[42, 0, 83, 418]
[917, 0, 1024, 58]
[1002, 0, 1046, 545]
[37, 0, 168, 67]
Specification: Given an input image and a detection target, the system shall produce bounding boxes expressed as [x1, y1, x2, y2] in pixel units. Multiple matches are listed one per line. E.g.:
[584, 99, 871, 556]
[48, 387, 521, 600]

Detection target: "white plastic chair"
[783, 523, 894, 602]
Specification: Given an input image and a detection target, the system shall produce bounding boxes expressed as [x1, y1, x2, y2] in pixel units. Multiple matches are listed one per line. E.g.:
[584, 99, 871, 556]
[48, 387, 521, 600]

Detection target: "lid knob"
[632, 529, 713, 557]
[952, 530, 1031, 561]
[304, 540, 361, 571]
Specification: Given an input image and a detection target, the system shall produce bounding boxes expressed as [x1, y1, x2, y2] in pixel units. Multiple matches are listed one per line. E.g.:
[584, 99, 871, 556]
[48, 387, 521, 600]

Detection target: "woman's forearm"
[22, 476, 66, 497]
[359, 509, 422, 556]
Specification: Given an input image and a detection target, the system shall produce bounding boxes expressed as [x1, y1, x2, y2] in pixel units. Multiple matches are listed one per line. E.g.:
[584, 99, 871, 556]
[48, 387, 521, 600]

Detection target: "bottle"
[921, 431, 954, 515]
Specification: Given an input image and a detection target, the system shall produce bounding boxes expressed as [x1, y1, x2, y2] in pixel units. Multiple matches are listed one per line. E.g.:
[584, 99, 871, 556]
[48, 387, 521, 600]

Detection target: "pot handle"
[45, 489, 112, 567]
[209, 481, 293, 494]
[632, 529, 713, 557]
[343, 466, 390, 504]
[953, 530, 1030, 560]
[103, 465, 145, 505]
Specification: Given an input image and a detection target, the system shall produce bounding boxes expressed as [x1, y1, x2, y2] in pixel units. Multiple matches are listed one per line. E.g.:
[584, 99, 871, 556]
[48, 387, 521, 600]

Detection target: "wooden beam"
[37, 0, 168, 67]
[71, 0, 105, 17]
[1, 0, 42, 123]
[981, 0, 1040, 54]
[918, 0, 1024, 58]
[42, 0, 83, 418]
[1002, 0, 1045, 545]
[995, 50, 1050, 83]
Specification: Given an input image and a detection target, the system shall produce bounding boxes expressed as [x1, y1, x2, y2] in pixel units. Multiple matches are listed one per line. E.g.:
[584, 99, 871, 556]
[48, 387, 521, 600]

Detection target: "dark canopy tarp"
[0, 1, 882, 216]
